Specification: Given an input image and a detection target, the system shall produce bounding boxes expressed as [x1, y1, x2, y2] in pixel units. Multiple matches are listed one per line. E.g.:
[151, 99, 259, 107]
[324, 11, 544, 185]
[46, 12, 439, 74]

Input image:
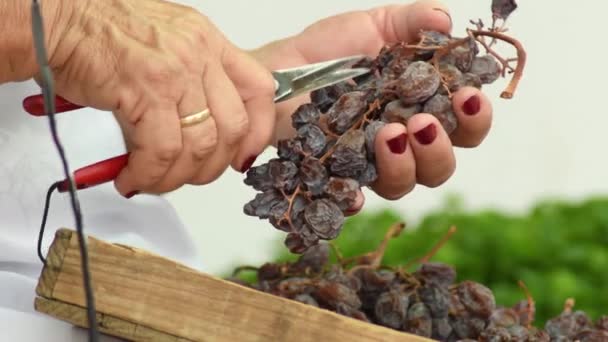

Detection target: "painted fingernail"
[125, 191, 140, 199]
[386, 133, 408, 154]
[414, 123, 437, 145]
[346, 207, 360, 215]
[240, 155, 258, 173]
[462, 95, 481, 115]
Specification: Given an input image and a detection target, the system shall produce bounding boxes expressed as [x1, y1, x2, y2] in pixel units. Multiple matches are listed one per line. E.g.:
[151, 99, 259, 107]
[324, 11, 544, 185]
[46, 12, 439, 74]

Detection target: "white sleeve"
[0, 272, 125, 342]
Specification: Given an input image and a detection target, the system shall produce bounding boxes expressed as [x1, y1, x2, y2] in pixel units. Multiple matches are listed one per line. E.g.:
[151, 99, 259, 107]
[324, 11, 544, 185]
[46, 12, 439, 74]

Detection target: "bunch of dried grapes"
[228, 224, 608, 342]
[242, 7, 527, 254]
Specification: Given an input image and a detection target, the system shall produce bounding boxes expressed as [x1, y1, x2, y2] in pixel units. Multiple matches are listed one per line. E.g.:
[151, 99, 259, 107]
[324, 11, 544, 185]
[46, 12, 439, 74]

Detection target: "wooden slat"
[35, 228, 433, 342]
[35, 297, 190, 342]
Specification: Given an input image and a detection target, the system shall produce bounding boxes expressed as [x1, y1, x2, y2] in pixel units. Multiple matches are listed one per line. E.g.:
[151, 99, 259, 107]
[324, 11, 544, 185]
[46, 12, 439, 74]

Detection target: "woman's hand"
[46, 0, 277, 196]
[252, 0, 493, 213]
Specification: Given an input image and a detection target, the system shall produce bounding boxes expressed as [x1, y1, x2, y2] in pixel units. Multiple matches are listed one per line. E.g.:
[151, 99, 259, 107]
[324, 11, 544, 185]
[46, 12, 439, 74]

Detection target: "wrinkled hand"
[251, 0, 493, 213]
[47, 0, 276, 196]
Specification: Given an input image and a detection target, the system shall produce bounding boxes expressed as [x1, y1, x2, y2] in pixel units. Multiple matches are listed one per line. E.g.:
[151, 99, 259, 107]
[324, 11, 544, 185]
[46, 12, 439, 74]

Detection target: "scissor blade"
[292, 68, 370, 98]
[275, 54, 368, 80]
[275, 68, 370, 103]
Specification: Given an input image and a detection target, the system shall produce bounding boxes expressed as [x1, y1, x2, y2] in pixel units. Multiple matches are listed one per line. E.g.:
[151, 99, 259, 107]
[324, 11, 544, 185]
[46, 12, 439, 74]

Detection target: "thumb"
[368, 0, 452, 44]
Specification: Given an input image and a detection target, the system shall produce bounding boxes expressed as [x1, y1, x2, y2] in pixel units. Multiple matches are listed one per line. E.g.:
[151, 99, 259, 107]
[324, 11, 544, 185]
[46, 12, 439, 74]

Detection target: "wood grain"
[35, 228, 434, 342]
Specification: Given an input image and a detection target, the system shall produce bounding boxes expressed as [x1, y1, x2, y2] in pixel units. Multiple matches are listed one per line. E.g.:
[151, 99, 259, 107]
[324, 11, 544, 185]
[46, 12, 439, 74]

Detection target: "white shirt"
[0, 80, 201, 341]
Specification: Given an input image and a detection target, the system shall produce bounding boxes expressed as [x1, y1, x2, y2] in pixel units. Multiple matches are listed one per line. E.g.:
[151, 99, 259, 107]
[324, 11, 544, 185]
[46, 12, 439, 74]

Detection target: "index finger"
[222, 45, 277, 172]
[114, 105, 182, 196]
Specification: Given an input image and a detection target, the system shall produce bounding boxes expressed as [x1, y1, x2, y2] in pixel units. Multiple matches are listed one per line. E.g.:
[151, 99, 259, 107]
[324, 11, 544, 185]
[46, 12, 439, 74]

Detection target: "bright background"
[162, 0, 608, 275]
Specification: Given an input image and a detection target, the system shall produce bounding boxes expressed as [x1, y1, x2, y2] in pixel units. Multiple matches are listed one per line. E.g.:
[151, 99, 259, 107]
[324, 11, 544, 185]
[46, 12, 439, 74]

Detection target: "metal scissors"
[22, 56, 371, 192]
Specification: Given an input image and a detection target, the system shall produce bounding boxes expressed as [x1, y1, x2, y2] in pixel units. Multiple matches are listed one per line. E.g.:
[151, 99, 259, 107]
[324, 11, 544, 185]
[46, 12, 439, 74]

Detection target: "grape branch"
[226, 219, 608, 341]
[243, 7, 527, 254]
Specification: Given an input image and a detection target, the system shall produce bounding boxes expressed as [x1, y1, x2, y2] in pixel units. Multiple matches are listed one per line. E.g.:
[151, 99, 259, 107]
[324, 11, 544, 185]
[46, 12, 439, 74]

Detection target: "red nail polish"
[240, 155, 258, 173]
[386, 133, 408, 154]
[346, 207, 360, 215]
[414, 123, 437, 145]
[462, 95, 481, 115]
[125, 191, 140, 199]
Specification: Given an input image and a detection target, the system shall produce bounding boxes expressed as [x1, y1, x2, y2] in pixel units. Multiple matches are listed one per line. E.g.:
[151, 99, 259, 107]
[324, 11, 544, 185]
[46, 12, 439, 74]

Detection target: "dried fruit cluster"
[228, 224, 608, 341]
[243, 14, 527, 253]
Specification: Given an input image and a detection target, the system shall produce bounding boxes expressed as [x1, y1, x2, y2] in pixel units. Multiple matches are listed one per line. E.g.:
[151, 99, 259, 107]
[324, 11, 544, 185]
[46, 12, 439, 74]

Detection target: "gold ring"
[180, 109, 211, 127]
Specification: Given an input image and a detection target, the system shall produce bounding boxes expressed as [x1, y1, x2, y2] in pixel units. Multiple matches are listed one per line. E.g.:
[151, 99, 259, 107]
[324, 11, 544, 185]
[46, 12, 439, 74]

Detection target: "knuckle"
[191, 134, 217, 160]
[224, 115, 249, 143]
[127, 167, 164, 191]
[183, 6, 209, 24]
[191, 166, 226, 186]
[153, 182, 181, 194]
[183, 15, 213, 51]
[142, 59, 175, 86]
[155, 139, 182, 164]
[176, 33, 210, 72]
[172, 41, 199, 72]
[257, 69, 277, 96]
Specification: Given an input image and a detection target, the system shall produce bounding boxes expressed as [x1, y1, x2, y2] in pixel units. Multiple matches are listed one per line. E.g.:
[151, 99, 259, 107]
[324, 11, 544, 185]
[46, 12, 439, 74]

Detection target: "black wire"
[37, 181, 59, 264]
[31, 1, 100, 341]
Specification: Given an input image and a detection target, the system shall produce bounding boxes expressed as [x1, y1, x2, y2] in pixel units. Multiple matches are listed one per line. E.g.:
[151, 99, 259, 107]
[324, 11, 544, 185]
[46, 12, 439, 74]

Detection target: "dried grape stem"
[319, 100, 379, 164]
[517, 280, 535, 329]
[344, 222, 405, 268]
[329, 242, 344, 263]
[279, 186, 302, 231]
[472, 33, 514, 76]
[419, 225, 457, 263]
[318, 116, 339, 139]
[427, 29, 526, 99]
[372, 222, 406, 265]
[279, 100, 382, 233]
[404, 225, 457, 269]
[563, 298, 575, 314]
[232, 265, 259, 277]
[489, 17, 509, 47]
[469, 29, 527, 99]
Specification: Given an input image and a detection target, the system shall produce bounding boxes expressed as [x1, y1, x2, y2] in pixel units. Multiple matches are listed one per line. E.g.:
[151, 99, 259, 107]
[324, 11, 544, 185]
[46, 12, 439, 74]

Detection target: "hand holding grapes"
[251, 0, 493, 213]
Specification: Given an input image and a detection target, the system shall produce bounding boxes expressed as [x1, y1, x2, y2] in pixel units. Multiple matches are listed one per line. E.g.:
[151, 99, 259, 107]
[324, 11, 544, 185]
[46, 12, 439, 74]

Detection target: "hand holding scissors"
[23, 56, 369, 194]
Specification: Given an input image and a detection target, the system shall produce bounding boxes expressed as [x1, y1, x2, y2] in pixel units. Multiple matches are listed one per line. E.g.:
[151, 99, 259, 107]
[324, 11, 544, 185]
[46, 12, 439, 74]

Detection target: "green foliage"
[262, 195, 608, 326]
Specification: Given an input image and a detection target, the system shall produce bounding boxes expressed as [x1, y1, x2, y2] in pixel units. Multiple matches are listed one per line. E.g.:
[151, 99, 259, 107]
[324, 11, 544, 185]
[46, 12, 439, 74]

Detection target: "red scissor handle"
[57, 154, 130, 193]
[23, 94, 84, 116]
[23, 94, 128, 191]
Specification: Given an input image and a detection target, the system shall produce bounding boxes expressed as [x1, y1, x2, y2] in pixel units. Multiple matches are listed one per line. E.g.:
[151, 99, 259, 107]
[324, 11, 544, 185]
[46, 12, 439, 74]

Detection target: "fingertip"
[345, 190, 365, 217]
[375, 122, 409, 162]
[229, 94, 276, 173]
[235, 154, 258, 173]
[452, 87, 492, 116]
[371, 122, 417, 200]
[450, 87, 493, 147]
[375, 122, 408, 152]
[407, 113, 451, 149]
[406, 113, 456, 188]
[125, 191, 141, 199]
[114, 170, 134, 198]
[407, 0, 453, 35]
[373, 0, 452, 44]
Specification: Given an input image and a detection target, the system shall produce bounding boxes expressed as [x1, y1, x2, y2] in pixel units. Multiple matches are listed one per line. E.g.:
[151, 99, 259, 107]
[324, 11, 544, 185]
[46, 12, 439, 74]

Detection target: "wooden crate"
[35, 228, 433, 342]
